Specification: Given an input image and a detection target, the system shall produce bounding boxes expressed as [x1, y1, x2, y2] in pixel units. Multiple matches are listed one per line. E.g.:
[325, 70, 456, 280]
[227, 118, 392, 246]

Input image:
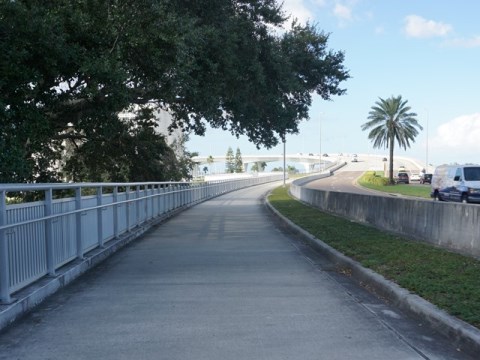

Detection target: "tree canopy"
[0, 0, 349, 183]
[361, 95, 423, 184]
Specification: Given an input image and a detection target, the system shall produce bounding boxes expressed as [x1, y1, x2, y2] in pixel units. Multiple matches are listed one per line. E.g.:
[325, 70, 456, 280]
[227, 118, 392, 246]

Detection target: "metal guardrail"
[0, 175, 284, 303]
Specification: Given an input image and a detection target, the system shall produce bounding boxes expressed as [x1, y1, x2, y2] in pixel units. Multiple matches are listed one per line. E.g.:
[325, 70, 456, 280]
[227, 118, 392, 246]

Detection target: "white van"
[431, 165, 480, 203]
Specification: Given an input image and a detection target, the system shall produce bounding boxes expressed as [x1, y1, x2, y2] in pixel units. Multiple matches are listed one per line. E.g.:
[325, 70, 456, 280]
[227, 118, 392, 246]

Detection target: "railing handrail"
[0, 179, 241, 192]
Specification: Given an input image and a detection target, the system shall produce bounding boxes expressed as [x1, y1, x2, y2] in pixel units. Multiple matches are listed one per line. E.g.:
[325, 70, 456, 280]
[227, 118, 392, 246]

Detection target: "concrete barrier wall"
[290, 182, 480, 258]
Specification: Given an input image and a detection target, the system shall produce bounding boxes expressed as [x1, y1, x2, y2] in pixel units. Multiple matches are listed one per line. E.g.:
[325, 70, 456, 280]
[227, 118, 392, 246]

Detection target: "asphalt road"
[0, 182, 473, 359]
[305, 156, 428, 195]
[305, 169, 371, 194]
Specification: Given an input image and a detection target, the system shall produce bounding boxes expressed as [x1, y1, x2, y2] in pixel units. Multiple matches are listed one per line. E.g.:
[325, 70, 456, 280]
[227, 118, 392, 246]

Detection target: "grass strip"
[357, 171, 431, 198]
[268, 185, 480, 329]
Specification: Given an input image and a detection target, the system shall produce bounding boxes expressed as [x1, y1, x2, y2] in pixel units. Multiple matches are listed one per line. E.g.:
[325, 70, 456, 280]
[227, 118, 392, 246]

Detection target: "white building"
[118, 105, 185, 157]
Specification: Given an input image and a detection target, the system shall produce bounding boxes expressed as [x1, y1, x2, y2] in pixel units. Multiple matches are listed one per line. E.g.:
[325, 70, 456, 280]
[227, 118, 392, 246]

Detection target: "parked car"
[410, 173, 421, 182]
[396, 172, 409, 184]
[420, 173, 432, 184]
[351, 157, 358, 162]
[431, 165, 480, 203]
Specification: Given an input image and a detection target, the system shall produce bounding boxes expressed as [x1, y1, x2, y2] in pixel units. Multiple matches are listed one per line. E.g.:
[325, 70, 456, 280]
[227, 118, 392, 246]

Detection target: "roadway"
[0, 182, 471, 359]
[306, 154, 425, 195]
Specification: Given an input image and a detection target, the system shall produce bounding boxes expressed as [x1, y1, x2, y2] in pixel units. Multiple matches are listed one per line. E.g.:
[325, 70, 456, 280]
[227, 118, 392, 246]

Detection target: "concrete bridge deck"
[0, 182, 472, 359]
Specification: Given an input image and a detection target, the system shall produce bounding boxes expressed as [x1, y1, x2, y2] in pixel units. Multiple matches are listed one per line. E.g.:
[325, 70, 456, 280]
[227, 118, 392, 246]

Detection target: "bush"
[361, 171, 390, 186]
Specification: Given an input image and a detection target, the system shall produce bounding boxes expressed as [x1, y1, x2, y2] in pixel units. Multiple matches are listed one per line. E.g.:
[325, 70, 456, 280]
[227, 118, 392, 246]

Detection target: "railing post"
[166, 185, 171, 212]
[97, 186, 104, 248]
[157, 186, 162, 215]
[0, 190, 12, 304]
[145, 185, 155, 220]
[157, 185, 162, 216]
[75, 187, 84, 259]
[153, 185, 157, 217]
[45, 188, 56, 276]
[178, 184, 182, 207]
[113, 186, 119, 238]
[143, 185, 146, 221]
[136, 185, 140, 226]
[176, 185, 180, 207]
[160, 185, 167, 215]
[125, 186, 130, 232]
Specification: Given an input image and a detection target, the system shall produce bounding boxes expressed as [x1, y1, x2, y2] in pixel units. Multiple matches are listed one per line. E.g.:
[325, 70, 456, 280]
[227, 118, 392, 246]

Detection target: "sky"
[186, 0, 480, 169]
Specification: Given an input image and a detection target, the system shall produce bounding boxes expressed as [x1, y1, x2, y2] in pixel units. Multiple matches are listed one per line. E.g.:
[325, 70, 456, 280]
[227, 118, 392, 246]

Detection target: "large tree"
[225, 147, 235, 173]
[361, 96, 423, 184]
[234, 147, 243, 173]
[0, 0, 349, 183]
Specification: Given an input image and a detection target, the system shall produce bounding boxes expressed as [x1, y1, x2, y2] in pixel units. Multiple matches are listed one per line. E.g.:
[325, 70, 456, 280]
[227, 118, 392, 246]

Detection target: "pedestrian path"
[0, 183, 472, 359]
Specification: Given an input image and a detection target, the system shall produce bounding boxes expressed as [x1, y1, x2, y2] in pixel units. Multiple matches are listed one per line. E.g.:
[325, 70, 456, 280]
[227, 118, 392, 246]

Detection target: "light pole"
[425, 108, 429, 173]
[283, 139, 286, 187]
[319, 112, 323, 172]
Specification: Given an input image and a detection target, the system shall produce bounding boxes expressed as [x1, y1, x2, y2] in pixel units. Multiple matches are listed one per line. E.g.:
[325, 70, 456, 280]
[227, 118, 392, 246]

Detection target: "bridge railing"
[0, 174, 283, 303]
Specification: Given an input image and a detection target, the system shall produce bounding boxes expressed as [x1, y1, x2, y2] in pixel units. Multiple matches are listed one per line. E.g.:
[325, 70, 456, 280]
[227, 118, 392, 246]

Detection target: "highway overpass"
[193, 153, 431, 175]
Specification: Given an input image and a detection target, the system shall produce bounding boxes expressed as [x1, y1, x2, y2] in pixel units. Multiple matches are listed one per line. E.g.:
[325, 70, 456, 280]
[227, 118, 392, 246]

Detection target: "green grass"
[268, 185, 480, 329]
[358, 172, 431, 199]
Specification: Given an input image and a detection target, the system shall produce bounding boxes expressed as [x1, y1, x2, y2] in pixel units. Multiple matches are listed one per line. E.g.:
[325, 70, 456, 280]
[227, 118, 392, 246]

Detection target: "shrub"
[361, 171, 390, 186]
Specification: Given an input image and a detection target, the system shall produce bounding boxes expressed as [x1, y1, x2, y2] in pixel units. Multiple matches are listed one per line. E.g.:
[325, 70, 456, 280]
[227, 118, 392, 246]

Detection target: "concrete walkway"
[0, 183, 473, 359]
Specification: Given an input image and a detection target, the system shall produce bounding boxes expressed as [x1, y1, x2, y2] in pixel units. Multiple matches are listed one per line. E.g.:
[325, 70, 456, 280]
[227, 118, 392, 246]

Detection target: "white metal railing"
[0, 174, 283, 303]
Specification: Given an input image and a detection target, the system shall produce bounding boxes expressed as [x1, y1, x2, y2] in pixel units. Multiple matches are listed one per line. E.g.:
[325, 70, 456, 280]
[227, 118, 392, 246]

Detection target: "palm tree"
[361, 95, 423, 184]
[207, 155, 214, 174]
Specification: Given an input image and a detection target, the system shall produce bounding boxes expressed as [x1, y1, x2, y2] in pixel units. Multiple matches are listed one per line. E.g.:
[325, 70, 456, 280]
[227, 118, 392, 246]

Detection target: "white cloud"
[443, 35, 480, 48]
[334, 3, 352, 21]
[429, 114, 480, 162]
[282, 0, 314, 24]
[404, 15, 452, 38]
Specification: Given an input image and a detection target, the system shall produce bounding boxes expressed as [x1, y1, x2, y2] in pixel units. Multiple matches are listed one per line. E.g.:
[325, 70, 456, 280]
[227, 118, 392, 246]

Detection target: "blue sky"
[186, 0, 480, 168]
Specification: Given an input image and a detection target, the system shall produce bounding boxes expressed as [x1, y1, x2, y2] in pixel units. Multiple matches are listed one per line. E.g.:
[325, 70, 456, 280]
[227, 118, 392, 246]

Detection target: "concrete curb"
[264, 195, 480, 357]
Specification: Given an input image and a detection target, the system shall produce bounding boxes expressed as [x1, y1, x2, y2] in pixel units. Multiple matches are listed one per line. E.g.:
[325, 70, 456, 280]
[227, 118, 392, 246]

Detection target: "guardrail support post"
[160, 186, 165, 215]
[152, 185, 157, 218]
[135, 185, 140, 226]
[166, 185, 170, 212]
[75, 187, 84, 260]
[145, 185, 150, 220]
[97, 186, 104, 248]
[113, 187, 119, 238]
[45, 188, 56, 276]
[0, 190, 12, 304]
[126, 186, 130, 232]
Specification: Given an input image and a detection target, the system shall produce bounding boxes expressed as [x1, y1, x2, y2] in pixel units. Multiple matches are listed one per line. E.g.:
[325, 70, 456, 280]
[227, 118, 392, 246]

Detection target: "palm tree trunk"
[389, 135, 395, 184]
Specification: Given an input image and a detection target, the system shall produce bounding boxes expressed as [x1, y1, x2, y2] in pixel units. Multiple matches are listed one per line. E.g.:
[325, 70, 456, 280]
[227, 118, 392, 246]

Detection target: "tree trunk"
[389, 135, 395, 184]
